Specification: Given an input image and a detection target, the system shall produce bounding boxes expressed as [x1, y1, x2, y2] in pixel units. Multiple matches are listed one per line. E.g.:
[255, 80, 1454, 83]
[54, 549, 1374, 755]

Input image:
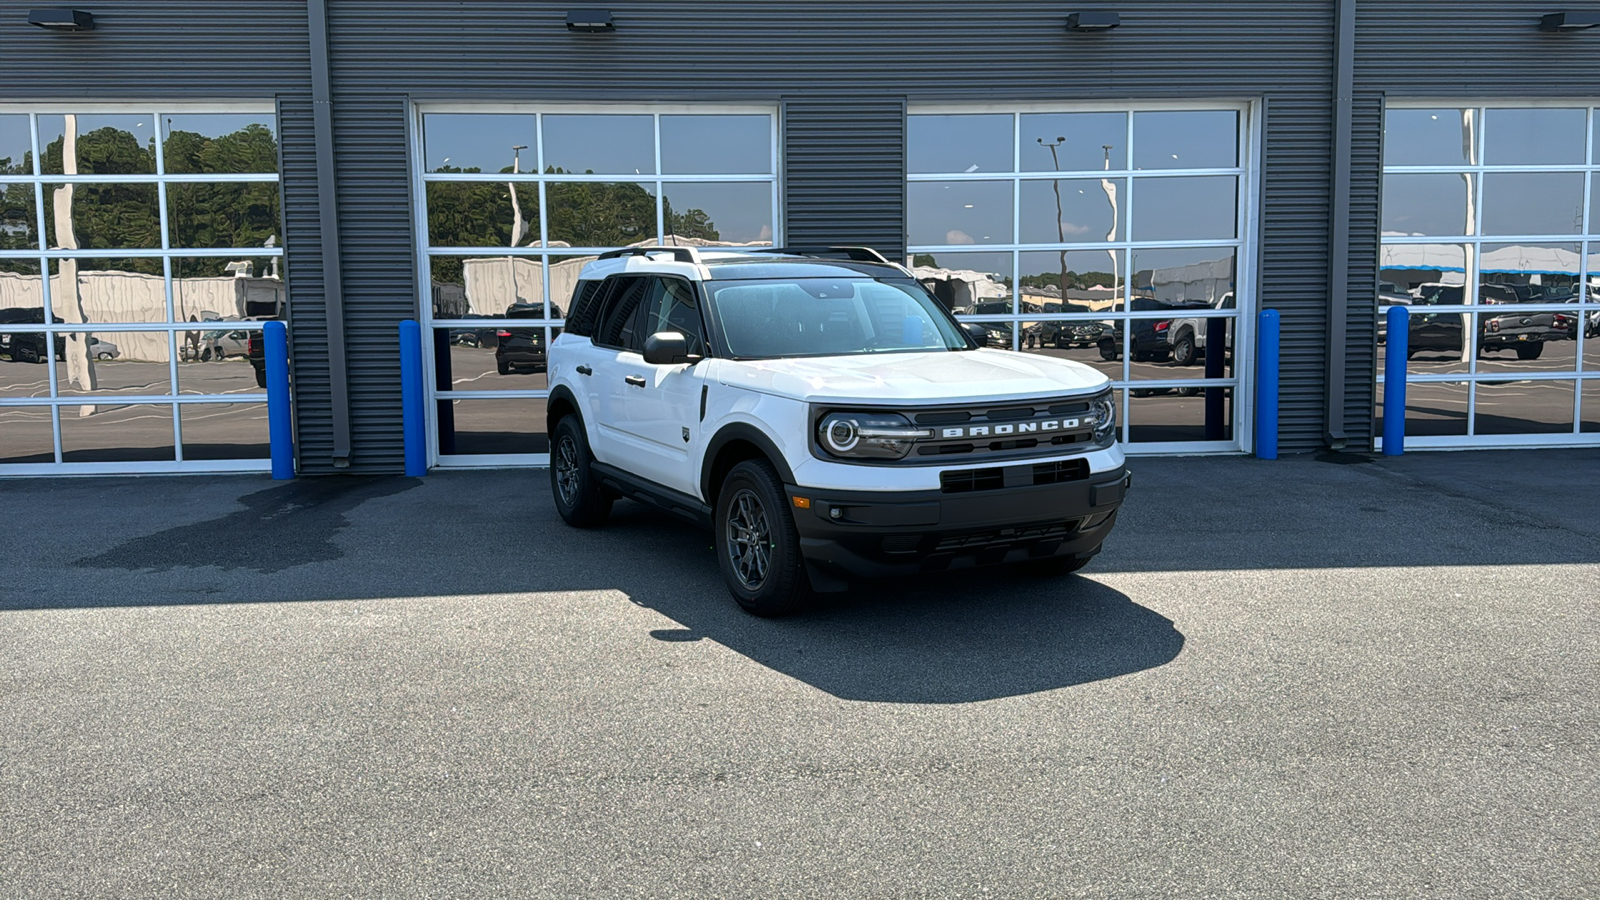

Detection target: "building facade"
[1, 1, 1597, 475]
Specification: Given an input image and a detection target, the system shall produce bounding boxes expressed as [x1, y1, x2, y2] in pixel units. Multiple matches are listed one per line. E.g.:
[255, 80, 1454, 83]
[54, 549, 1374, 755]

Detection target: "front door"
[611, 276, 711, 497]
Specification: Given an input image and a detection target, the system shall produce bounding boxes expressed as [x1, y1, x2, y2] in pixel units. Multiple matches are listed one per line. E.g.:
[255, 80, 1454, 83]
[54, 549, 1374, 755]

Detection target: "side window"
[565, 280, 604, 337]
[595, 277, 649, 350]
[634, 277, 708, 357]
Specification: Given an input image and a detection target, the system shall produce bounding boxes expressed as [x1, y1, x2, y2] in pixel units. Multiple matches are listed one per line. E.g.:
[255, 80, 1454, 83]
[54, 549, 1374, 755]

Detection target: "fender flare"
[700, 422, 797, 501]
[547, 384, 586, 433]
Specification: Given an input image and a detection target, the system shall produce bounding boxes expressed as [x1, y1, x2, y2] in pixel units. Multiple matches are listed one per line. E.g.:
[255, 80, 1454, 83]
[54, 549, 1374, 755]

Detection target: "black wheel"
[1172, 331, 1197, 366]
[550, 416, 612, 527]
[497, 358, 511, 375]
[1177, 386, 1201, 397]
[716, 459, 809, 617]
[254, 367, 268, 389]
[96, 352, 112, 360]
[1514, 343, 1543, 361]
[1097, 340, 1119, 361]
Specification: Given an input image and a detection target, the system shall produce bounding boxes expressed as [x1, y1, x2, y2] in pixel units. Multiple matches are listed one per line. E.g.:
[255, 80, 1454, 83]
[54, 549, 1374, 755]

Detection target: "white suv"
[546, 246, 1130, 616]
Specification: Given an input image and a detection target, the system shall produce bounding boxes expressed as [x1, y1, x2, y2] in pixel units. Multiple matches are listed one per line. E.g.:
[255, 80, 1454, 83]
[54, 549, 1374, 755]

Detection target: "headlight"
[1090, 393, 1117, 447]
[817, 412, 932, 460]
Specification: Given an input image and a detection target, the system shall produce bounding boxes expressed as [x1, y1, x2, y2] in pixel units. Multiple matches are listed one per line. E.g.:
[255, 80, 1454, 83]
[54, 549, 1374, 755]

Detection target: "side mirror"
[963, 323, 991, 346]
[643, 331, 692, 365]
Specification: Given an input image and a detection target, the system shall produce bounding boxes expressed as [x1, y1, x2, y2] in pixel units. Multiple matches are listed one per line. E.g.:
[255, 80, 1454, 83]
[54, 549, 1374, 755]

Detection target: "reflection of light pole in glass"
[1037, 137, 1068, 304]
[509, 145, 528, 248]
[1102, 144, 1120, 307]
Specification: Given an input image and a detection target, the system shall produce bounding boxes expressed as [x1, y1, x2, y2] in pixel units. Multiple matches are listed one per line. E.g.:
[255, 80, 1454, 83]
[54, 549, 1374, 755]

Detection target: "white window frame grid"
[1377, 100, 1600, 450]
[410, 102, 782, 468]
[0, 102, 283, 475]
[908, 101, 1260, 455]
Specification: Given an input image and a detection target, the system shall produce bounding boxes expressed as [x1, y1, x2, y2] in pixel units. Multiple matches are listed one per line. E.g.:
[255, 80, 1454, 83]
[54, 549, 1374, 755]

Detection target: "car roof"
[578, 247, 908, 282]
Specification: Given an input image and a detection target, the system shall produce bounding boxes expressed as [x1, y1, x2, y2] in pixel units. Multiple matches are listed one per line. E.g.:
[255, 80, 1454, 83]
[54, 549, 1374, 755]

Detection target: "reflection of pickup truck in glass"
[1379, 283, 1577, 361]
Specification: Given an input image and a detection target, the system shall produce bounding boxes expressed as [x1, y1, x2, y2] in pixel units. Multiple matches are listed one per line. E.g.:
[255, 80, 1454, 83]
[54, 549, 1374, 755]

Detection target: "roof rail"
[597, 246, 702, 264]
[749, 246, 893, 265]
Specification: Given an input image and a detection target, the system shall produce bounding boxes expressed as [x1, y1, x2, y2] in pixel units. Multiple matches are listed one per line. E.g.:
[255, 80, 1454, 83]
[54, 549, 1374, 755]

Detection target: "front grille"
[939, 458, 1090, 493]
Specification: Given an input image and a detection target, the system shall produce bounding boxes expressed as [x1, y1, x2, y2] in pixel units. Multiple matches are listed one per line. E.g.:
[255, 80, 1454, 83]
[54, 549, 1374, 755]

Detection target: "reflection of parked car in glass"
[1168, 293, 1235, 367]
[199, 328, 251, 360]
[964, 300, 1015, 348]
[1096, 298, 1180, 362]
[495, 303, 564, 375]
[1031, 302, 1107, 349]
[448, 313, 500, 348]
[0, 308, 65, 362]
[88, 337, 120, 360]
[1383, 284, 1571, 361]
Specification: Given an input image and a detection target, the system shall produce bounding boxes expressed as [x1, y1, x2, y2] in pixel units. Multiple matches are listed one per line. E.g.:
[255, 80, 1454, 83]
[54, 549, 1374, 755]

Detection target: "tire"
[1177, 386, 1201, 397]
[254, 366, 267, 389]
[1097, 340, 1119, 361]
[550, 416, 612, 528]
[716, 459, 809, 617]
[96, 352, 111, 360]
[497, 358, 511, 375]
[1172, 331, 1197, 366]
[1514, 343, 1543, 361]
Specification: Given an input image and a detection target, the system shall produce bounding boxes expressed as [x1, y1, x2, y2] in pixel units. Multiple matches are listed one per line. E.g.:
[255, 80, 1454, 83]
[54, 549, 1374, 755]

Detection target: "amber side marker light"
[792, 497, 812, 509]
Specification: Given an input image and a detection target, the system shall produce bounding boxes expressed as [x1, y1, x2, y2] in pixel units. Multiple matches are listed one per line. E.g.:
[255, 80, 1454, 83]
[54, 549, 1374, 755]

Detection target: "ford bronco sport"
[546, 246, 1129, 616]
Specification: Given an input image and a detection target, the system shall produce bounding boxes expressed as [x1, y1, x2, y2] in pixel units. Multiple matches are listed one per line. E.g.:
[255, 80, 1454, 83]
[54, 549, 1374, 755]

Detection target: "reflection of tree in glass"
[1020, 270, 1115, 292]
[0, 182, 36, 250]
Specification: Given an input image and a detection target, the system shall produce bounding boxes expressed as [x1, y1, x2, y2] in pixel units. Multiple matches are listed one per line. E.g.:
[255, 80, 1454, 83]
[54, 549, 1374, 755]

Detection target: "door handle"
[575, 365, 592, 376]
[625, 375, 646, 387]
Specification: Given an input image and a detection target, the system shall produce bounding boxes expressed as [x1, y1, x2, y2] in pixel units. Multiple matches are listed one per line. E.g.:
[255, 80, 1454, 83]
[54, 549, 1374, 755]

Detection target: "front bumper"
[786, 464, 1129, 586]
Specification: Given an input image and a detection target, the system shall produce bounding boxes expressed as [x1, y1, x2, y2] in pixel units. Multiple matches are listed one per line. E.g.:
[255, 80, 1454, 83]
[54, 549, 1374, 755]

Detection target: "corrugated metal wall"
[782, 99, 907, 256]
[27, 3, 1521, 467]
[322, 0, 1345, 460]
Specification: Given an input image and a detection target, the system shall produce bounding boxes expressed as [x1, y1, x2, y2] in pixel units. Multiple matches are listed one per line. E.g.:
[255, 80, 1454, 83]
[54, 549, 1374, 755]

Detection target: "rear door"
[574, 276, 651, 465]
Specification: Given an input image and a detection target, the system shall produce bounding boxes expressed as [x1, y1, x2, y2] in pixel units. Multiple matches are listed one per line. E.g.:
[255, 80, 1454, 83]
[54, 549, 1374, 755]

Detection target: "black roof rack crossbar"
[749, 246, 892, 264]
[597, 246, 702, 264]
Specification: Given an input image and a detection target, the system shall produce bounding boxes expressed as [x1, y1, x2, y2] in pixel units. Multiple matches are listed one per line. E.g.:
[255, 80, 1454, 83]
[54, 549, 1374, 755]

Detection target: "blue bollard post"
[1382, 305, 1408, 456]
[399, 319, 427, 476]
[1256, 309, 1280, 460]
[264, 320, 294, 480]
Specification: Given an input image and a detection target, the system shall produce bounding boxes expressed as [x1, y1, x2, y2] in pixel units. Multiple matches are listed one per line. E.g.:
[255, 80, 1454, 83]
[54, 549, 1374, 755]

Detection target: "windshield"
[703, 277, 972, 359]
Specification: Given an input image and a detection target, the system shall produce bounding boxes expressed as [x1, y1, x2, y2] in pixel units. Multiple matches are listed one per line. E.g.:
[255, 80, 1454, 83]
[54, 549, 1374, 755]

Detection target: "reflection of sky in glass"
[0, 115, 33, 173]
[1020, 178, 1121, 243]
[1484, 108, 1585, 166]
[1021, 113, 1126, 172]
[907, 115, 1012, 174]
[1482, 172, 1583, 235]
[1384, 108, 1475, 167]
[543, 115, 654, 175]
[660, 115, 771, 175]
[663, 182, 772, 244]
[1593, 178, 1600, 235]
[423, 114, 536, 173]
[907, 181, 1012, 245]
[164, 114, 275, 144]
[1130, 177, 1236, 241]
[1132, 111, 1237, 170]
[39, 115, 156, 175]
[1382, 174, 1469, 236]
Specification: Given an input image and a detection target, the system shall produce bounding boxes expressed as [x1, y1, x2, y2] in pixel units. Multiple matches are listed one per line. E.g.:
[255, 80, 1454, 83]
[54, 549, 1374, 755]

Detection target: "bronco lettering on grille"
[941, 418, 1080, 439]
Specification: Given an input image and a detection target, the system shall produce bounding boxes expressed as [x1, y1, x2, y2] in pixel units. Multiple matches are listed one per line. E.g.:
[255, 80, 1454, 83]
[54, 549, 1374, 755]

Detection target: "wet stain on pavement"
[78, 476, 420, 574]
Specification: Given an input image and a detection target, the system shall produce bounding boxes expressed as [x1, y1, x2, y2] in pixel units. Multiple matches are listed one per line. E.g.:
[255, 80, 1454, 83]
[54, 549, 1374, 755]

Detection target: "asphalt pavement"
[1, 449, 1596, 898]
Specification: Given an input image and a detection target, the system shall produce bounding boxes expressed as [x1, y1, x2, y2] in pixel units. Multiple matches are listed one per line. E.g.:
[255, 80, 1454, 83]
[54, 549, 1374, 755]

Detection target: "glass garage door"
[906, 103, 1256, 453]
[413, 105, 779, 466]
[1379, 104, 1600, 448]
[0, 106, 284, 474]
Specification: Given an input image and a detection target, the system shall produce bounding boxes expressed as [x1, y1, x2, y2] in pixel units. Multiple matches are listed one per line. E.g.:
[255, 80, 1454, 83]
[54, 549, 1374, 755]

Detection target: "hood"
[716, 349, 1110, 405]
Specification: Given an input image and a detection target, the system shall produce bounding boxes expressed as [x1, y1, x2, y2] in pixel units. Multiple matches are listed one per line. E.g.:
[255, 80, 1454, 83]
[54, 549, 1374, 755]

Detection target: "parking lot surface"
[1, 450, 1596, 898]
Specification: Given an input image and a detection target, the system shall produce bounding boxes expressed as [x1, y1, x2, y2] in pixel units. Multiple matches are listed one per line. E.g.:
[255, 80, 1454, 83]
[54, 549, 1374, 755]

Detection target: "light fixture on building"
[1066, 11, 1121, 32]
[1540, 11, 1600, 31]
[28, 8, 95, 30]
[566, 9, 615, 33]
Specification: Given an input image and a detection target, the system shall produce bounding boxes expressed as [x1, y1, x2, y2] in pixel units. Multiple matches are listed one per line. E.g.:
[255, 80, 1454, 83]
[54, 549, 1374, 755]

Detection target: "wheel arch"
[546, 384, 584, 435]
[701, 423, 796, 508]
